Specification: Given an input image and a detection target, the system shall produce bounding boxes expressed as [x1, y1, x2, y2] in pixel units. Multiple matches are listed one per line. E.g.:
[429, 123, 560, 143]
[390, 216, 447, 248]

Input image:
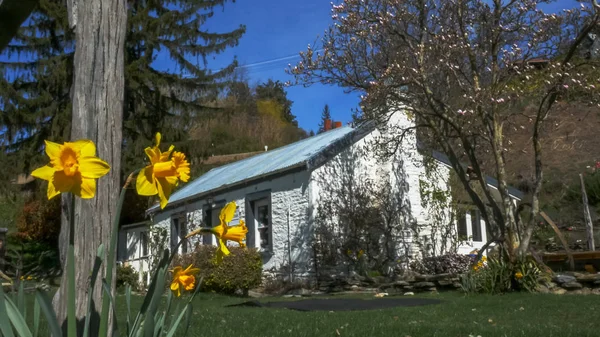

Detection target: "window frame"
[171, 214, 188, 255]
[456, 207, 486, 243]
[245, 190, 272, 252]
[202, 200, 226, 246]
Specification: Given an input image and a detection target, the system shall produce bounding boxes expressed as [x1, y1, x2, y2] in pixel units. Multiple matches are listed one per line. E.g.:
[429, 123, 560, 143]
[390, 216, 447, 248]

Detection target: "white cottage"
[131, 110, 522, 277]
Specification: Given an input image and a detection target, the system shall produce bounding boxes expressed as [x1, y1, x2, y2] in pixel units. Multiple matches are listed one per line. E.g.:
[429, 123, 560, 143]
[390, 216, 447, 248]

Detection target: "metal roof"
[147, 125, 358, 213]
[148, 122, 524, 213]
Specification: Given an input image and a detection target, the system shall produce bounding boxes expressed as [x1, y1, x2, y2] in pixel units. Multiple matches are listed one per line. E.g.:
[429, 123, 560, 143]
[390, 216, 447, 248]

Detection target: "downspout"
[287, 204, 293, 282]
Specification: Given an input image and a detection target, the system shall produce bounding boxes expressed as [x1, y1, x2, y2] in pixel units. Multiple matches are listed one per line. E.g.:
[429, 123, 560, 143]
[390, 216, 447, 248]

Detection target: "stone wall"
[540, 272, 600, 295]
[287, 271, 600, 296]
[314, 272, 462, 295]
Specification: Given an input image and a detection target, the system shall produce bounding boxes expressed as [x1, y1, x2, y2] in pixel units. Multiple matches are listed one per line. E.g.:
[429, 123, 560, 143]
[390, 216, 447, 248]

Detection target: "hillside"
[497, 102, 600, 250]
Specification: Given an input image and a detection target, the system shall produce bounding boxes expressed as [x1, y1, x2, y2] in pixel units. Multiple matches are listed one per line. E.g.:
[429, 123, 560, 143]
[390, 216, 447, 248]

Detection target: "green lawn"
[111, 292, 598, 337]
[18, 291, 600, 336]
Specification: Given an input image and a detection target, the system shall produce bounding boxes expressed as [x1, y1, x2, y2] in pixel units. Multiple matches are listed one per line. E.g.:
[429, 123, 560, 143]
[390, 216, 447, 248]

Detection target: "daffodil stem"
[98, 170, 138, 337]
[184, 227, 213, 239]
[67, 194, 76, 337]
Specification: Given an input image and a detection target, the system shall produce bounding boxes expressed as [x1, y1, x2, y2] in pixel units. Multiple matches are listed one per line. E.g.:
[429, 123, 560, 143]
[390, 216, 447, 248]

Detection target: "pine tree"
[122, 0, 246, 174]
[255, 79, 296, 126]
[0, 0, 73, 193]
[318, 104, 332, 133]
[0, 0, 246, 180]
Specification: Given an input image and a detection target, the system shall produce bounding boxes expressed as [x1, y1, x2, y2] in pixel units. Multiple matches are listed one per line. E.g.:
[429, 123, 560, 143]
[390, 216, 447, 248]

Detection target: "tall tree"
[189, 77, 307, 164]
[0, 0, 38, 51]
[50, 0, 127, 333]
[1, 0, 246, 180]
[318, 104, 332, 133]
[255, 79, 297, 126]
[291, 0, 600, 261]
[0, 0, 74, 192]
[122, 0, 246, 175]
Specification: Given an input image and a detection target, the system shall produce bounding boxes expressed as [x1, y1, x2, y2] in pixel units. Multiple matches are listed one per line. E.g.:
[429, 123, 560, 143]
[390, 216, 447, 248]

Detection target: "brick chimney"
[324, 119, 332, 131]
[333, 121, 342, 129]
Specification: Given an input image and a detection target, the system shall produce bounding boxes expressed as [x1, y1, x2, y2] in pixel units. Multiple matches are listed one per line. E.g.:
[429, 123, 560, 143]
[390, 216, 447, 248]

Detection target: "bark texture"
[52, 0, 127, 334]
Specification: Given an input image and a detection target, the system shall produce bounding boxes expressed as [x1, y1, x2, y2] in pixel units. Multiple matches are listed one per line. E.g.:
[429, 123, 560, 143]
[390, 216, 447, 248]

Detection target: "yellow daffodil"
[31, 140, 110, 199]
[170, 264, 200, 297]
[210, 201, 248, 262]
[515, 272, 524, 280]
[136, 133, 191, 209]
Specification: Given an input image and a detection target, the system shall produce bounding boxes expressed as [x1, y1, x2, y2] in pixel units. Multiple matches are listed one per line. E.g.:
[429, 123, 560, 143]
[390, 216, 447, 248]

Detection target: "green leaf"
[143, 316, 154, 337]
[5, 294, 33, 337]
[130, 249, 170, 334]
[67, 244, 76, 337]
[0, 285, 16, 337]
[126, 285, 132, 336]
[99, 183, 131, 337]
[183, 300, 193, 336]
[35, 290, 62, 337]
[33, 296, 40, 337]
[17, 281, 25, 318]
[161, 290, 174, 330]
[83, 244, 105, 337]
[101, 280, 120, 337]
[153, 312, 165, 337]
[165, 304, 190, 337]
[181, 276, 203, 336]
[143, 267, 166, 337]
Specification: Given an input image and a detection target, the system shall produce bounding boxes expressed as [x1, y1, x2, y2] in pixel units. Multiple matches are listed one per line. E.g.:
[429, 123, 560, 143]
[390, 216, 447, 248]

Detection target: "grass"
[111, 291, 598, 337]
[14, 290, 600, 336]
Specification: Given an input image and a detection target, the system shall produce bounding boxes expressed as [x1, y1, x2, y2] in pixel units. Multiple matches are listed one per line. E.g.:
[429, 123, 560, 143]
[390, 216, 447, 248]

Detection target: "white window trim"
[245, 190, 272, 252]
[171, 214, 188, 255]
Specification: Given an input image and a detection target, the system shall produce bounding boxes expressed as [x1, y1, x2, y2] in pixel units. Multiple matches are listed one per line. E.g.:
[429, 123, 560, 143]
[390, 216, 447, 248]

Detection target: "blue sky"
[153, 0, 360, 133]
[151, 0, 574, 133]
[3, 0, 577, 134]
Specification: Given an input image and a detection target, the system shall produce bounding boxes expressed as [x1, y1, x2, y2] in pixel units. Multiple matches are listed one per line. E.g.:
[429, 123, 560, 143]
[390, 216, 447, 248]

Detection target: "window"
[250, 198, 271, 251]
[457, 211, 468, 239]
[203, 202, 224, 245]
[140, 230, 149, 257]
[470, 209, 482, 242]
[171, 216, 188, 254]
[457, 208, 484, 242]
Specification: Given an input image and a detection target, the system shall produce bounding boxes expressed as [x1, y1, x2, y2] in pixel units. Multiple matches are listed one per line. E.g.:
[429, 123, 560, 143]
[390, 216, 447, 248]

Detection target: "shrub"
[3, 236, 60, 281]
[173, 245, 262, 295]
[16, 197, 61, 244]
[461, 256, 543, 294]
[410, 253, 475, 275]
[116, 264, 140, 291]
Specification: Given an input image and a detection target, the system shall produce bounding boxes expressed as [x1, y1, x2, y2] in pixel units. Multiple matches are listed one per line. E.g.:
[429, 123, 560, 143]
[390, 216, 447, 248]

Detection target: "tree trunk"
[52, 0, 127, 334]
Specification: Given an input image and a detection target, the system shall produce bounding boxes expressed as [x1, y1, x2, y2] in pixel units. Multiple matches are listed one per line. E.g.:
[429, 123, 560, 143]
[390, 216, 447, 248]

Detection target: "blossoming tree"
[290, 0, 600, 262]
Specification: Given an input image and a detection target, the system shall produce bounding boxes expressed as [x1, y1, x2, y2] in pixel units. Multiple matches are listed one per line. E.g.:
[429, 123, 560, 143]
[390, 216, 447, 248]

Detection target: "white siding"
[147, 108, 463, 278]
[152, 170, 313, 273]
